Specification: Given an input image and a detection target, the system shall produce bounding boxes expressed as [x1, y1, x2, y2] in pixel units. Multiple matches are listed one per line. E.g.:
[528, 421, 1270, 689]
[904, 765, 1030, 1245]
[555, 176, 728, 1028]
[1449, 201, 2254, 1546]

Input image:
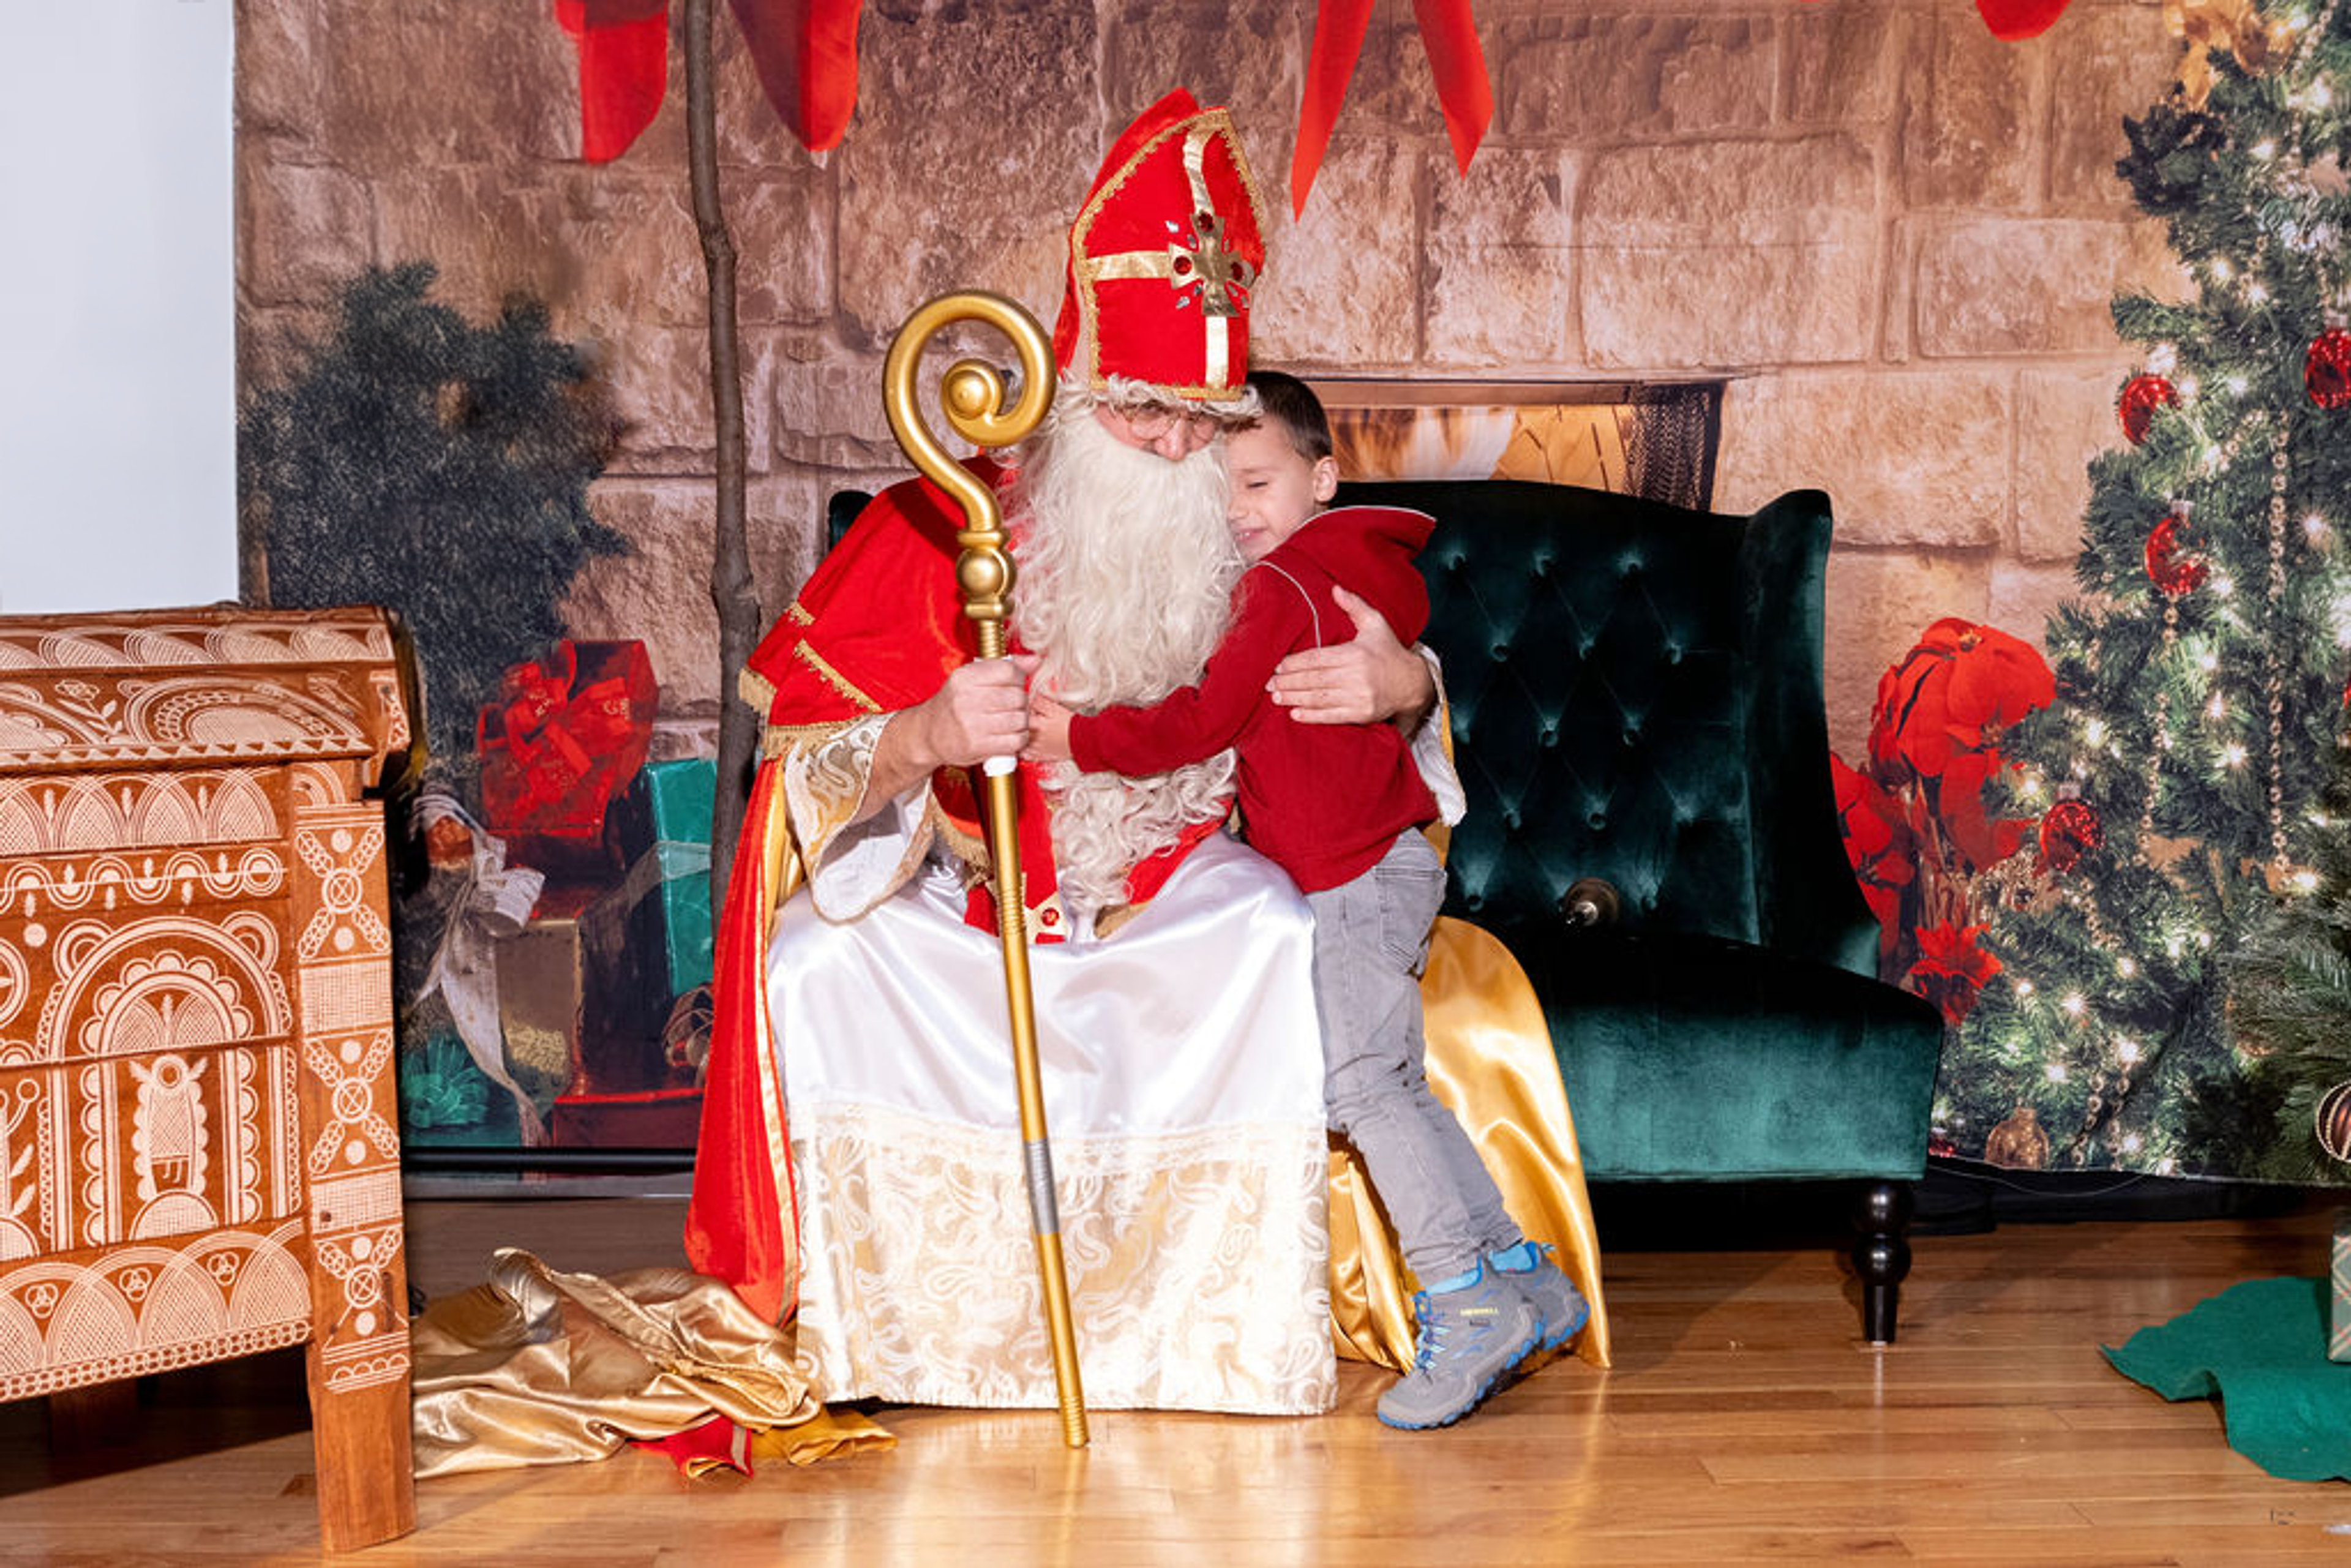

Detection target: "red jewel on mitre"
[1051, 89, 1269, 401]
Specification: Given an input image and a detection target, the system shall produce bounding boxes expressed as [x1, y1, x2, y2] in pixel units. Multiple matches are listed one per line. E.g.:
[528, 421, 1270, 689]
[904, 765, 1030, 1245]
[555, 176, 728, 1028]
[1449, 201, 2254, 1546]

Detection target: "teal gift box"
[579, 759, 716, 1092]
[2333, 1208, 2349, 1364]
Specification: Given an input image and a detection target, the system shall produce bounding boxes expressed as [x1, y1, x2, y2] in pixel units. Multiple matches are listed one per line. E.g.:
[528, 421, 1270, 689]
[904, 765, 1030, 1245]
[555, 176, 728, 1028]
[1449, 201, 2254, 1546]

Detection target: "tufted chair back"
[1337, 479, 1878, 981]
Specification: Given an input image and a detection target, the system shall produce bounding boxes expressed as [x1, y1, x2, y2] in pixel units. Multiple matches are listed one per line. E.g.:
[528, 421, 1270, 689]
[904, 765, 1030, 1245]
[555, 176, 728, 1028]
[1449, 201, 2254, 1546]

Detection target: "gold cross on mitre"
[1166, 209, 1255, 318]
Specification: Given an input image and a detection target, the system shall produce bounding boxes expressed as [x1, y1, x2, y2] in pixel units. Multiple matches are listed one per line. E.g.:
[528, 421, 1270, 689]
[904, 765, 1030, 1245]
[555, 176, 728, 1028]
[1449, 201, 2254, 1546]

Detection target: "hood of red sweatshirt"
[1259, 504, 1436, 647]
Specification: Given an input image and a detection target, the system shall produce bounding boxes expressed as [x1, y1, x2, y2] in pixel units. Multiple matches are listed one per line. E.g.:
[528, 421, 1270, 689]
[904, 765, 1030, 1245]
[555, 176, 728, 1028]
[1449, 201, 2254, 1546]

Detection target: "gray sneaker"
[1376, 1261, 1542, 1430]
[1490, 1242, 1589, 1351]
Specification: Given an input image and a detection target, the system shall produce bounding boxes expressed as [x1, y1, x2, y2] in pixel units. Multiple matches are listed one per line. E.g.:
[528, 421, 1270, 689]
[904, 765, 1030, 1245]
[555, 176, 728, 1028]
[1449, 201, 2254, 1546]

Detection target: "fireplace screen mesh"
[1310, 380, 1723, 512]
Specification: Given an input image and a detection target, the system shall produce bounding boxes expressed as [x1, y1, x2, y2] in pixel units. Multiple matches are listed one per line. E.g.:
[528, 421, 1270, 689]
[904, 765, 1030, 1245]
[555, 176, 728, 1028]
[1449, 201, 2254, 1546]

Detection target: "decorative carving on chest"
[0, 617, 393, 673]
[2, 847, 288, 918]
[5, 911, 292, 1067]
[0, 673, 373, 767]
[0, 771, 282, 856]
[0, 605, 417, 1547]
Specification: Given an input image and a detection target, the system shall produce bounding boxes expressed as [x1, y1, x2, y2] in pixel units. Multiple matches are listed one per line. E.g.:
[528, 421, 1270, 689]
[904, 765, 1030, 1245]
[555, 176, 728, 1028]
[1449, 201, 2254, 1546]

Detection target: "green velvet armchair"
[1340, 477, 1947, 1343]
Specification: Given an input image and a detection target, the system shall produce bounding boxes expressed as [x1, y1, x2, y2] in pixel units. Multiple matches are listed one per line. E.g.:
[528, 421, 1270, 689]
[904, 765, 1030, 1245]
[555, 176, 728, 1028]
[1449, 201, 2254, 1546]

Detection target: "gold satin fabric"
[1325, 915, 1612, 1372]
[410, 1248, 888, 1479]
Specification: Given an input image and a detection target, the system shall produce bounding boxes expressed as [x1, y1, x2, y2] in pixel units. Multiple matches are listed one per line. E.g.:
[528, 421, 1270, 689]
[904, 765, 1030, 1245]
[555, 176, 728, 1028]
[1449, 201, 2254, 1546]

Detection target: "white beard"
[1009, 392, 1242, 918]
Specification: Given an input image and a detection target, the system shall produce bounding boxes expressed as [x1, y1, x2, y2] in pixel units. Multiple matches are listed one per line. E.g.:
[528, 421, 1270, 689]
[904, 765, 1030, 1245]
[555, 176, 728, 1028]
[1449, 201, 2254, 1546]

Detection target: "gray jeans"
[1307, 829, 1523, 1285]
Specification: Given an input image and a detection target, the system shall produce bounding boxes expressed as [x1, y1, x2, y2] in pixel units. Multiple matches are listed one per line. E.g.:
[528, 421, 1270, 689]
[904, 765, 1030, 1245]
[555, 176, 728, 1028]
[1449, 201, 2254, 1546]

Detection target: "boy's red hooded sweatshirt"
[1068, 505, 1439, 894]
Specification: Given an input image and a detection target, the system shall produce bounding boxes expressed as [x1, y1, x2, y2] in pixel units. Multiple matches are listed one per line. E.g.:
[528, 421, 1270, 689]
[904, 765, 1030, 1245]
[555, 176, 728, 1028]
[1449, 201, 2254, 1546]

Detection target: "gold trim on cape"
[791, 640, 882, 715]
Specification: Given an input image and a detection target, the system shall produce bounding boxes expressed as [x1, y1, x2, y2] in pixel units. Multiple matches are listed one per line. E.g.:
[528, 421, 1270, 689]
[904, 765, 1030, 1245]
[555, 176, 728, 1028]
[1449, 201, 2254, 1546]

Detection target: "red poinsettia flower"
[1832, 754, 1900, 865]
[1908, 921, 2004, 1024]
[1832, 754, 1914, 951]
[1937, 748, 2033, 874]
[1868, 618, 2055, 782]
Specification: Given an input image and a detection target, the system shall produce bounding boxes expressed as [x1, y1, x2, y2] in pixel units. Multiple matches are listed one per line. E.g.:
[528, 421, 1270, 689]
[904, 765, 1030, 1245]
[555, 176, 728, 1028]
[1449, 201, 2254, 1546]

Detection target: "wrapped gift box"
[492, 887, 600, 1121]
[2333, 1208, 2350, 1364]
[579, 760, 716, 1093]
[478, 639, 657, 880]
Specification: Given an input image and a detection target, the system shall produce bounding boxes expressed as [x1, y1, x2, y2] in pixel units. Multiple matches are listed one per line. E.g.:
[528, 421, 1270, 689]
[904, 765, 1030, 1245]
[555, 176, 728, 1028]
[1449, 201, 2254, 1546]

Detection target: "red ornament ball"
[2038, 797, 2103, 874]
[2144, 509, 2208, 598]
[2118, 373, 2179, 444]
[2317, 1079, 2351, 1164]
[2309, 325, 2351, 412]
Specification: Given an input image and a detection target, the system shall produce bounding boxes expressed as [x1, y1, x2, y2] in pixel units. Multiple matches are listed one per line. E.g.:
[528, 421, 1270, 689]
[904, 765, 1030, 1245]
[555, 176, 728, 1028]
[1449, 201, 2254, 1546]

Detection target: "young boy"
[1026, 371, 1587, 1429]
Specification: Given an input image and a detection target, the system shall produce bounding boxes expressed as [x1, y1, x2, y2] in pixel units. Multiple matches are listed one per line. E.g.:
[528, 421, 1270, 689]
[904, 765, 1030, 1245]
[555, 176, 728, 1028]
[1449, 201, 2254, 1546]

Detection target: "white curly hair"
[1007, 378, 1247, 918]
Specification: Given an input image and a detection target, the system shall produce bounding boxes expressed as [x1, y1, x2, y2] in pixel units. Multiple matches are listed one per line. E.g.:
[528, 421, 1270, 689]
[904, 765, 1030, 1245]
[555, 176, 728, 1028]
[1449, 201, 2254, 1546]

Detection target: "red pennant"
[1798, 0, 2072, 41]
[1413, 0, 1493, 177]
[555, 0, 671, 164]
[1291, 0, 1491, 219]
[1290, 0, 1376, 220]
[1974, 0, 2073, 40]
[728, 0, 865, 154]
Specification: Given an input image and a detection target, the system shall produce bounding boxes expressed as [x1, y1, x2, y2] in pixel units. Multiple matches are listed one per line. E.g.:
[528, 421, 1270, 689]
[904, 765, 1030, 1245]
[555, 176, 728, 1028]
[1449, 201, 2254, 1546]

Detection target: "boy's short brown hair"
[1242, 370, 1333, 464]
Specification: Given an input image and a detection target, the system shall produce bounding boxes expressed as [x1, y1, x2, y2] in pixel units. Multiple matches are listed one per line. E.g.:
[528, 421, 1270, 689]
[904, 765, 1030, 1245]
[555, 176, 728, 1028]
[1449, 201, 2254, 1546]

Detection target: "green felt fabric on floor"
[2102, 1277, 2351, 1484]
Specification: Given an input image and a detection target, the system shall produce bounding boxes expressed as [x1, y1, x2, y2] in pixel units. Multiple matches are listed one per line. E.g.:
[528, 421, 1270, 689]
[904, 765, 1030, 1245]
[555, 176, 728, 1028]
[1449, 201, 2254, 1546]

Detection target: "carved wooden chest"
[0, 606, 416, 1550]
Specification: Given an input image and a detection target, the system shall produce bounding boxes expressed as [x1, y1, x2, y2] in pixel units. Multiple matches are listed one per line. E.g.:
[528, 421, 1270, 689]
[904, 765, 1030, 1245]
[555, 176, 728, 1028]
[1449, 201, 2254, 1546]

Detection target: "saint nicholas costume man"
[687, 90, 1611, 1415]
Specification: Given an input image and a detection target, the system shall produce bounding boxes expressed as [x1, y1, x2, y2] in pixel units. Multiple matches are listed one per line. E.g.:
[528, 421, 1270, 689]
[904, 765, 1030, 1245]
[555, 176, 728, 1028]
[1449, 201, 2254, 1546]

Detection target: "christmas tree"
[1922, 4, 2351, 1175]
[241, 263, 624, 771]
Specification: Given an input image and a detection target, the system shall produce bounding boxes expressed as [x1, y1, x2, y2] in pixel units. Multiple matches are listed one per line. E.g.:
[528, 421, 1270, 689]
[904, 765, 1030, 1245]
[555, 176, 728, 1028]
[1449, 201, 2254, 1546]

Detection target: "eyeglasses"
[1106, 403, 1227, 442]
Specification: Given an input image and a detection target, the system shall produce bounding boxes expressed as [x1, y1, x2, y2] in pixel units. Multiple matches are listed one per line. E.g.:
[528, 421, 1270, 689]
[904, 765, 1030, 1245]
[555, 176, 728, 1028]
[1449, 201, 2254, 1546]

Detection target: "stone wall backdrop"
[234, 0, 2187, 759]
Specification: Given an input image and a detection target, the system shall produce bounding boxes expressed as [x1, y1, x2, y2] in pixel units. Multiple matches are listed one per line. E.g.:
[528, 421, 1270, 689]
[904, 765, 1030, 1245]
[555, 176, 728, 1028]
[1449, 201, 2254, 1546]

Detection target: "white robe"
[774, 810, 1333, 1412]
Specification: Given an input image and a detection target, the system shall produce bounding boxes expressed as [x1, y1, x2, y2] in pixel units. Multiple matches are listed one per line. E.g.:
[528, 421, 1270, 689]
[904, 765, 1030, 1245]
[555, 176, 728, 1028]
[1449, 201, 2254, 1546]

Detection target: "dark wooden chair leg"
[1852, 1179, 1914, 1345]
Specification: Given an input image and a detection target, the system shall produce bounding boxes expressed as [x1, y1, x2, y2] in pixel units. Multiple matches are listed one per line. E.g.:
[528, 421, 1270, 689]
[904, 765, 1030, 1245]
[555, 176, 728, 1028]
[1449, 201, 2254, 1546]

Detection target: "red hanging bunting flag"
[553, 0, 864, 162]
[1291, 0, 1491, 219]
[1973, 0, 2074, 40]
[1799, 0, 2073, 41]
[555, 0, 672, 164]
[728, 0, 866, 155]
[1413, 0, 1493, 175]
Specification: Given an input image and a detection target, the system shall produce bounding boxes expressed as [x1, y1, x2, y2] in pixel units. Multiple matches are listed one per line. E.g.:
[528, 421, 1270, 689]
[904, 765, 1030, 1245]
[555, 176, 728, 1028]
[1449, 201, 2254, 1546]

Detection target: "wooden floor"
[3, 1193, 2346, 1564]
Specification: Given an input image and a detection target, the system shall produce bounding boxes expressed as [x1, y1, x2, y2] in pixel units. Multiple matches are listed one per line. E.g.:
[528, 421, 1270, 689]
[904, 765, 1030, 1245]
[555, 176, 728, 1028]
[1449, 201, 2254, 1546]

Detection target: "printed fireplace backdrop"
[234, 0, 2351, 1181]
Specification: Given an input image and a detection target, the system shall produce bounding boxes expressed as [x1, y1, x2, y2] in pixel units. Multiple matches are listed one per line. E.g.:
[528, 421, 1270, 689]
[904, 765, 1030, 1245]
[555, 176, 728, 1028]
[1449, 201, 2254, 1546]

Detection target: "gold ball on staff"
[956, 550, 1010, 608]
[945, 361, 1005, 427]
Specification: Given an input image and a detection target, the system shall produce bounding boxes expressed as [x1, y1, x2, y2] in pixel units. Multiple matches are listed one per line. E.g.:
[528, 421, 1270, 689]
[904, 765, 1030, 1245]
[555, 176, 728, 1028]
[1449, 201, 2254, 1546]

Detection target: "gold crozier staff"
[880, 291, 1088, 1449]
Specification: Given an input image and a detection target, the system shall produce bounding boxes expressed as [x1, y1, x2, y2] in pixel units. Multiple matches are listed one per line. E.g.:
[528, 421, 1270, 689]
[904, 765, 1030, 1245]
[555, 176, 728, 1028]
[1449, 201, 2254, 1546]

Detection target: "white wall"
[0, 0, 236, 614]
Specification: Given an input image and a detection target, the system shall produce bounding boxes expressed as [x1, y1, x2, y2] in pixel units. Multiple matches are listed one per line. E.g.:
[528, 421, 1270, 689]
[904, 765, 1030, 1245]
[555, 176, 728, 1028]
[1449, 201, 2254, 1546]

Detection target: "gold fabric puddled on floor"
[1329, 915, 1611, 1375]
[410, 1249, 888, 1479]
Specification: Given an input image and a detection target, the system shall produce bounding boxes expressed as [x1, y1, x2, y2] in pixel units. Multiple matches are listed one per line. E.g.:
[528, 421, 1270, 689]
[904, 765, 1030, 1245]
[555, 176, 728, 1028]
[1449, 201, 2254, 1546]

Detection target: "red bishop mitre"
[1051, 89, 1270, 403]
